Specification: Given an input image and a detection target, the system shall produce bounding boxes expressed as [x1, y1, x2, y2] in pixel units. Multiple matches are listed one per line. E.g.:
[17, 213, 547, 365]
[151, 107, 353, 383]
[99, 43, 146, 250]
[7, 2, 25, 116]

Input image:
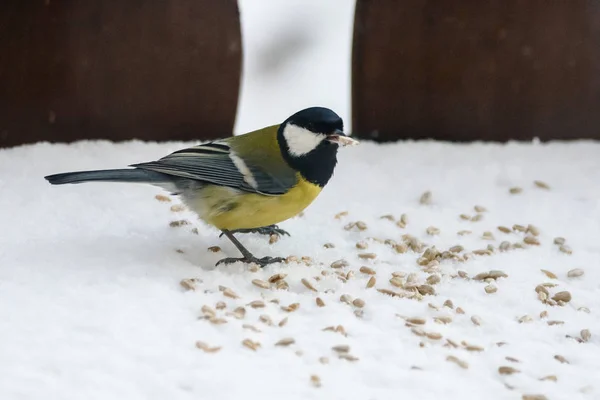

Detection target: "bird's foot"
[215, 255, 286, 267]
[219, 224, 290, 238]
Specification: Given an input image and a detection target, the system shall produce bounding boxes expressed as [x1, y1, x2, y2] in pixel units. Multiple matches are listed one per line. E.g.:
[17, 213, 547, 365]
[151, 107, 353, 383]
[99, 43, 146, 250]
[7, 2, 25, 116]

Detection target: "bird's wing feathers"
[131, 134, 297, 195]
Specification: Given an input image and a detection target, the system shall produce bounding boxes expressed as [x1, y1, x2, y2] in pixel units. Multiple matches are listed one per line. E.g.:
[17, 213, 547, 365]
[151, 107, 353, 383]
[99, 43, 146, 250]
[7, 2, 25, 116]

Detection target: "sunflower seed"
[242, 339, 260, 351]
[526, 224, 540, 236]
[426, 274, 441, 285]
[180, 278, 199, 291]
[497, 226, 511, 234]
[268, 234, 279, 244]
[380, 214, 395, 221]
[275, 280, 289, 290]
[552, 291, 571, 303]
[485, 285, 497, 294]
[518, 315, 533, 323]
[366, 276, 376, 288]
[554, 355, 569, 364]
[540, 269, 557, 279]
[460, 214, 471, 221]
[426, 226, 440, 235]
[195, 341, 221, 353]
[499, 366, 520, 375]
[259, 314, 273, 325]
[285, 255, 299, 264]
[418, 285, 436, 296]
[314, 297, 325, 307]
[581, 329, 591, 342]
[567, 268, 584, 278]
[331, 259, 349, 269]
[358, 266, 375, 276]
[420, 191, 432, 204]
[506, 357, 520, 363]
[355, 241, 369, 250]
[323, 243, 335, 249]
[275, 338, 295, 346]
[332, 345, 350, 353]
[356, 221, 368, 231]
[155, 194, 171, 202]
[201, 305, 216, 317]
[509, 187, 522, 194]
[446, 355, 469, 369]
[434, 316, 452, 324]
[465, 345, 484, 352]
[340, 294, 353, 305]
[442, 300, 454, 309]
[471, 315, 483, 326]
[209, 317, 227, 325]
[243, 324, 261, 332]
[335, 211, 348, 219]
[522, 395, 548, 400]
[310, 375, 321, 388]
[534, 180, 550, 189]
[352, 298, 365, 308]
[547, 320, 564, 326]
[248, 300, 265, 309]
[524, 236, 540, 245]
[358, 253, 377, 260]
[220, 287, 238, 299]
[281, 303, 300, 312]
[539, 376, 557, 382]
[389, 277, 404, 288]
[301, 278, 317, 292]
[559, 245, 572, 254]
[405, 317, 426, 325]
[482, 231, 495, 240]
[540, 311, 548, 319]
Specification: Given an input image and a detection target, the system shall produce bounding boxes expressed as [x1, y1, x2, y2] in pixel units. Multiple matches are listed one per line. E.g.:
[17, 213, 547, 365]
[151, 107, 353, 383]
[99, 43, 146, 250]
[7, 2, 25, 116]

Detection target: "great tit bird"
[44, 107, 358, 267]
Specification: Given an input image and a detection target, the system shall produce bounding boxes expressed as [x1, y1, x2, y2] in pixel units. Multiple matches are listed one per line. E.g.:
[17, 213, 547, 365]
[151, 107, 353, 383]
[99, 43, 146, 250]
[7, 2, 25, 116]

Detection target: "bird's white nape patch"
[283, 123, 326, 156]
[229, 151, 258, 189]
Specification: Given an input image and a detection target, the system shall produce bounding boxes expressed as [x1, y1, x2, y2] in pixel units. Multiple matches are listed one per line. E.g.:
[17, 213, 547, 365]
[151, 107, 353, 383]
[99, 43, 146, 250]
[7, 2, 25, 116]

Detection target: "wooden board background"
[352, 0, 600, 142]
[0, 0, 242, 147]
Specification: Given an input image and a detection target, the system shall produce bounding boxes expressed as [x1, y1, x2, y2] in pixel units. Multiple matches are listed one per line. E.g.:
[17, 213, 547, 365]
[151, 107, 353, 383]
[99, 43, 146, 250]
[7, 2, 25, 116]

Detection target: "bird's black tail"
[44, 168, 170, 185]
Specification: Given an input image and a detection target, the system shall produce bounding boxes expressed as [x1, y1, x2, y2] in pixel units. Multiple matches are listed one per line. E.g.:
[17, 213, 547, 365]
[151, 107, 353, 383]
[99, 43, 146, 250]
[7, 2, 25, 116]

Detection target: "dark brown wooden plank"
[0, 0, 242, 147]
[352, 0, 600, 142]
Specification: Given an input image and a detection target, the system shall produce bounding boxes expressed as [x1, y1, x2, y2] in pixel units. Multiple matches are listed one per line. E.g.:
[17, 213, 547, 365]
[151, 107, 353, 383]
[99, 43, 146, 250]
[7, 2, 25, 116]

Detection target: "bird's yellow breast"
[188, 173, 322, 231]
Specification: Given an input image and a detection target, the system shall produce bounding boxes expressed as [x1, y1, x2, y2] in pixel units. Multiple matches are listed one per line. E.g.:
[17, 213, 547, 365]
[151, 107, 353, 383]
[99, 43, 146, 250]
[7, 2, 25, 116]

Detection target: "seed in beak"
[327, 134, 359, 146]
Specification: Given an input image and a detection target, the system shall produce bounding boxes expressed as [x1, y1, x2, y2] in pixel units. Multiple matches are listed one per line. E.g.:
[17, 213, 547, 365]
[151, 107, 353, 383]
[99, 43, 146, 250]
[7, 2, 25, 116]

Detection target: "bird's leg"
[216, 229, 285, 267]
[219, 224, 290, 237]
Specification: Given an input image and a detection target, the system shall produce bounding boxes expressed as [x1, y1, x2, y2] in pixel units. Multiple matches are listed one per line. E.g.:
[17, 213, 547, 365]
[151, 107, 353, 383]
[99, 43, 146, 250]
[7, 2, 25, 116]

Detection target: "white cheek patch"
[283, 123, 326, 156]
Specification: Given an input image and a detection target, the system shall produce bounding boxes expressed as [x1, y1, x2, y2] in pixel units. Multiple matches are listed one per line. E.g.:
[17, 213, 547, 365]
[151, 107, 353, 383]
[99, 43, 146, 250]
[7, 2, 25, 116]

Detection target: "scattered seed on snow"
[524, 236, 540, 245]
[458, 230, 472, 236]
[259, 315, 273, 325]
[155, 194, 171, 202]
[518, 315, 533, 323]
[567, 268, 584, 278]
[195, 341, 221, 353]
[366, 276, 376, 289]
[460, 214, 471, 221]
[275, 338, 295, 346]
[426, 275, 441, 285]
[426, 226, 440, 235]
[252, 279, 270, 289]
[540, 269, 557, 279]
[323, 243, 335, 249]
[331, 259, 349, 269]
[581, 329, 591, 342]
[471, 214, 484, 222]
[471, 316, 483, 326]
[281, 303, 300, 312]
[534, 180, 550, 189]
[482, 231, 495, 240]
[310, 375, 321, 388]
[316, 297, 325, 307]
[242, 324, 261, 333]
[268, 273, 287, 283]
[242, 339, 261, 351]
[506, 357, 520, 363]
[455, 307, 465, 314]
[554, 355, 569, 364]
[180, 278, 200, 291]
[248, 300, 265, 309]
[301, 278, 317, 292]
[269, 234, 279, 244]
[352, 298, 365, 308]
[332, 345, 350, 353]
[170, 204, 185, 212]
[446, 355, 469, 369]
[509, 187, 522, 194]
[485, 285, 497, 294]
[539, 375, 557, 382]
[559, 245, 572, 254]
[522, 395, 548, 400]
[443, 300, 454, 309]
[419, 191, 432, 205]
[552, 291, 572, 303]
[340, 294, 353, 305]
[498, 366, 520, 375]
[334, 211, 348, 219]
[358, 253, 377, 260]
[278, 317, 288, 327]
[208, 317, 227, 325]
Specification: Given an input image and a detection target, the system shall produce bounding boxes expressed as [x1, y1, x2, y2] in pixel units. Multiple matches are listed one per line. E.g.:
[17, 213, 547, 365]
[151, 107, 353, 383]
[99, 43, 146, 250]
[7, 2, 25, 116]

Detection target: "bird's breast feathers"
[183, 173, 322, 231]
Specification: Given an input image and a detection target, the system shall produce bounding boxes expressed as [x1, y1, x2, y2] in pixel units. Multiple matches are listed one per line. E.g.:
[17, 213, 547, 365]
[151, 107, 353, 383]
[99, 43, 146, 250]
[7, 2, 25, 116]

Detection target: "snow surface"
[2, 1, 600, 399]
[1, 139, 600, 400]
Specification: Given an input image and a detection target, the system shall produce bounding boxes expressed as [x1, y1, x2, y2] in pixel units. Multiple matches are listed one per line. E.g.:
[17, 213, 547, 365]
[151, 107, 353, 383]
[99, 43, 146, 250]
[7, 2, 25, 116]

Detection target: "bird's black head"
[277, 107, 358, 187]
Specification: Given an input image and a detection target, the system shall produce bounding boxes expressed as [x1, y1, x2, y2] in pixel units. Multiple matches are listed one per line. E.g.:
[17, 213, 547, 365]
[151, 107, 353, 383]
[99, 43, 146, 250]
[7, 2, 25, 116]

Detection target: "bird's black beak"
[326, 129, 359, 147]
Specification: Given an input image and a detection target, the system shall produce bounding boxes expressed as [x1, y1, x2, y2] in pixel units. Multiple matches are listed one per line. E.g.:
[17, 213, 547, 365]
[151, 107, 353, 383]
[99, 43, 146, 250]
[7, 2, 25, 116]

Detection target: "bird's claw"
[218, 225, 290, 238]
[215, 256, 286, 268]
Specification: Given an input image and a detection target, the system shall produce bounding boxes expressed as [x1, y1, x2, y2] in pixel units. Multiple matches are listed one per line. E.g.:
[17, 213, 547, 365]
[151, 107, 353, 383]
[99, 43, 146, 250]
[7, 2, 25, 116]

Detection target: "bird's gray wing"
[130, 141, 297, 195]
